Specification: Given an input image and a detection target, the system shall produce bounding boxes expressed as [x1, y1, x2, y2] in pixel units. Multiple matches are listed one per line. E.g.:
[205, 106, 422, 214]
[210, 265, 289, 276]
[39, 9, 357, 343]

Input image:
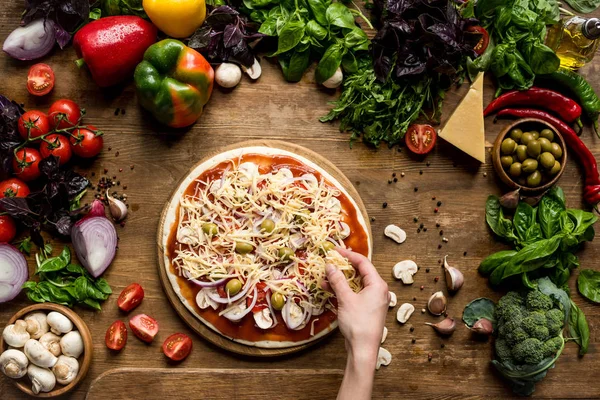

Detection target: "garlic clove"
[392, 260, 418, 284]
[384, 224, 406, 244]
[381, 327, 388, 344]
[443, 256, 464, 292]
[499, 188, 520, 209]
[396, 303, 415, 324]
[388, 291, 397, 307]
[427, 291, 447, 316]
[376, 347, 392, 370]
[425, 317, 456, 335]
[470, 318, 494, 336]
[106, 191, 127, 222]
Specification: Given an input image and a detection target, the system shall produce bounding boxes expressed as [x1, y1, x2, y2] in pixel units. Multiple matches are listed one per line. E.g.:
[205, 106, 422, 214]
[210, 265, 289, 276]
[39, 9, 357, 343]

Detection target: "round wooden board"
[156, 140, 372, 357]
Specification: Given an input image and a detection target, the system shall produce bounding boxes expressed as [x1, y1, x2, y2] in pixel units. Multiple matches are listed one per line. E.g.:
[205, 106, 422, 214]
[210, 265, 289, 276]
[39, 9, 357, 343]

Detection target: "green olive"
[320, 241, 335, 253]
[235, 242, 254, 254]
[550, 143, 563, 159]
[516, 145, 528, 162]
[271, 292, 285, 310]
[539, 152, 556, 170]
[540, 129, 555, 141]
[531, 131, 540, 140]
[278, 247, 294, 261]
[526, 171, 542, 187]
[549, 160, 562, 176]
[260, 218, 275, 233]
[522, 158, 539, 173]
[520, 132, 534, 145]
[538, 137, 552, 153]
[295, 209, 311, 222]
[510, 128, 523, 142]
[225, 279, 243, 296]
[202, 223, 218, 236]
[501, 138, 517, 155]
[526, 140, 541, 158]
[509, 162, 522, 178]
[500, 155, 513, 169]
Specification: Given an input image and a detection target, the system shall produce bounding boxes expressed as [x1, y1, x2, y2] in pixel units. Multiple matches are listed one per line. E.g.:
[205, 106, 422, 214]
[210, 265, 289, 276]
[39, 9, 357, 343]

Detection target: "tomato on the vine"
[70, 126, 103, 158]
[40, 134, 72, 165]
[0, 179, 30, 198]
[26, 64, 55, 96]
[466, 26, 490, 56]
[48, 99, 82, 130]
[0, 215, 16, 243]
[405, 124, 437, 155]
[17, 111, 51, 140]
[12, 148, 42, 182]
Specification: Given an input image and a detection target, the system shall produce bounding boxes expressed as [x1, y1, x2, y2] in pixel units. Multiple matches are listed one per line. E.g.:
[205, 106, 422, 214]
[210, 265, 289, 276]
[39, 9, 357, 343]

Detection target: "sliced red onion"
[295, 280, 309, 295]
[221, 287, 257, 322]
[183, 270, 227, 288]
[282, 296, 307, 330]
[205, 279, 253, 304]
[265, 292, 278, 327]
[0, 244, 28, 303]
[3, 19, 56, 60]
[290, 233, 306, 249]
[71, 200, 117, 278]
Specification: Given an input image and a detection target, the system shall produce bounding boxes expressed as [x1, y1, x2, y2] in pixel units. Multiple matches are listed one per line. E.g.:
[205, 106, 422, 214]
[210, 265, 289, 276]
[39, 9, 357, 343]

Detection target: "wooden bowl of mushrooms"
[0, 303, 92, 397]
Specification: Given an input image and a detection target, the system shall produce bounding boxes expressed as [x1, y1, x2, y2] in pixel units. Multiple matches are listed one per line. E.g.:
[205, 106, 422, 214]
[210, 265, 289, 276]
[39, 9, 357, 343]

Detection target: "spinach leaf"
[485, 195, 518, 243]
[538, 188, 566, 239]
[277, 19, 306, 54]
[315, 43, 344, 83]
[462, 298, 496, 328]
[325, 3, 356, 29]
[577, 269, 600, 303]
[562, 0, 600, 13]
[568, 300, 590, 355]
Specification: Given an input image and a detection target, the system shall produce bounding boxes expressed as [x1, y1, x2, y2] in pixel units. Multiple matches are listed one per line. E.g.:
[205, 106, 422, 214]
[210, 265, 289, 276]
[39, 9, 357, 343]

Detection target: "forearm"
[337, 345, 377, 400]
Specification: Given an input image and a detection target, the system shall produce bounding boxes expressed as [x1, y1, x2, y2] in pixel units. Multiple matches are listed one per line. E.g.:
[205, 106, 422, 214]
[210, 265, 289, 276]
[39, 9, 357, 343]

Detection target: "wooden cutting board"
[156, 140, 372, 357]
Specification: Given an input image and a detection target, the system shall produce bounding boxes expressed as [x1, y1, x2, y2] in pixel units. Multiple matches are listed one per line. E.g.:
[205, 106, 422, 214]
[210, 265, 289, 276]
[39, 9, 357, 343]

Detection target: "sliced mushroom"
[338, 222, 351, 239]
[384, 224, 407, 244]
[253, 309, 274, 329]
[238, 162, 259, 181]
[47, 312, 73, 335]
[241, 58, 262, 80]
[376, 347, 392, 370]
[392, 260, 418, 284]
[24, 312, 49, 340]
[388, 291, 397, 307]
[52, 355, 79, 385]
[0, 349, 28, 379]
[396, 303, 415, 324]
[60, 331, 84, 358]
[177, 226, 199, 246]
[39, 332, 62, 357]
[27, 364, 56, 394]
[24, 339, 58, 368]
[325, 197, 341, 214]
[221, 303, 249, 322]
[380, 327, 388, 344]
[2, 320, 30, 347]
[196, 289, 219, 310]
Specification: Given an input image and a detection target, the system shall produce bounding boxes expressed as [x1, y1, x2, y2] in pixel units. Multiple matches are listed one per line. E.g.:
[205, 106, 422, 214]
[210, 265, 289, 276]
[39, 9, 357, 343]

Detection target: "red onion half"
[0, 244, 28, 303]
[3, 19, 56, 60]
[71, 200, 117, 278]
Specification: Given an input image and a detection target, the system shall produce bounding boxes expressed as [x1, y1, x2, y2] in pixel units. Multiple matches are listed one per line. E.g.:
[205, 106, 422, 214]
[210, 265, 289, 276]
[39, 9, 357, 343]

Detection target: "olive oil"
[546, 16, 600, 70]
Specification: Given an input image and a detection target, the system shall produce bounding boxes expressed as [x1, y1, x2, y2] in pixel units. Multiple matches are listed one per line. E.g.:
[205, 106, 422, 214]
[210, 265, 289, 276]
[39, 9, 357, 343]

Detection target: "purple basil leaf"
[54, 215, 72, 236]
[223, 25, 243, 48]
[189, 25, 213, 50]
[54, 24, 71, 48]
[230, 40, 255, 67]
[206, 6, 239, 28]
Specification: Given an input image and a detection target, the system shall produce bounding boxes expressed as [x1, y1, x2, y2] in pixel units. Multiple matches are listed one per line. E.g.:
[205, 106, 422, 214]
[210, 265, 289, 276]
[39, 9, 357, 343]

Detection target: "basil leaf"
[479, 250, 517, 276]
[578, 269, 600, 303]
[343, 27, 368, 49]
[325, 3, 356, 29]
[513, 202, 536, 243]
[83, 298, 102, 311]
[567, 209, 598, 239]
[341, 51, 358, 74]
[501, 235, 562, 280]
[37, 257, 68, 274]
[315, 43, 344, 83]
[276, 20, 305, 54]
[307, 0, 329, 26]
[462, 298, 496, 328]
[485, 195, 518, 243]
[538, 189, 566, 239]
[569, 300, 590, 355]
[306, 20, 328, 40]
[285, 50, 311, 82]
[562, 0, 600, 13]
[95, 278, 113, 295]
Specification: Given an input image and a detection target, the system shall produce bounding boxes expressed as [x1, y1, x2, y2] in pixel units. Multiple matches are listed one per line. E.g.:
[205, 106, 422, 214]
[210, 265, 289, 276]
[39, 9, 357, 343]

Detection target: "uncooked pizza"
[162, 146, 371, 348]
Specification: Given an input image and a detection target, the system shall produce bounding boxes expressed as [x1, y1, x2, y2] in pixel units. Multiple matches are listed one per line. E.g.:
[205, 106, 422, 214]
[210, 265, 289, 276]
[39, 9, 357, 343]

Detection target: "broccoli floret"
[546, 308, 564, 336]
[512, 338, 545, 364]
[505, 327, 530, 347]
[526, 290, 554, 311]
[495, 292, 525, 323]
[495, 339, 512, 362]
[522, 311, 550, 341]
[543, 337, 564, 358]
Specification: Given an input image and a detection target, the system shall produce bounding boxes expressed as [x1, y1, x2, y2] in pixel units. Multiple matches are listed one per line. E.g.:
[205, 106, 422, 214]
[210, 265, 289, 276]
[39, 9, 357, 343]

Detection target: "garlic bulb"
[443, 256, 464, 292]
[427, 291, 447, 316]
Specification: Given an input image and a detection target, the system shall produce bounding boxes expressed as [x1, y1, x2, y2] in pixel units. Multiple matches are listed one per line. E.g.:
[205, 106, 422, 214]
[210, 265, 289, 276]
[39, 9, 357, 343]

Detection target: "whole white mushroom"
[24, 339, 58, 368]
[322, 67, 343, 89]
[39, 332, 62, 357]
[52, 355, 79, 385]
[2, 320, 30, 347]
[27, 364, 56, 394]
[24, 312, 49, 340]
[46, 312, 73, 335]
[215, 63, 242, 89]
[0, 349, 29, 379]
[60, 331, 84, 358]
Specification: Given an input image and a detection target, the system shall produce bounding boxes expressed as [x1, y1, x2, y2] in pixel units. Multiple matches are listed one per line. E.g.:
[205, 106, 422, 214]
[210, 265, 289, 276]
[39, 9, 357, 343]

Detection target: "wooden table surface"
[2, 2, 600, 399]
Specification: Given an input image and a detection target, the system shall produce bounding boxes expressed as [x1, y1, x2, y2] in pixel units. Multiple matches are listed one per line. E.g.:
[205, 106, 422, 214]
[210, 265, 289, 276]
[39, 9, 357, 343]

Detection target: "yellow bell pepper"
[143, 0, 206, 39]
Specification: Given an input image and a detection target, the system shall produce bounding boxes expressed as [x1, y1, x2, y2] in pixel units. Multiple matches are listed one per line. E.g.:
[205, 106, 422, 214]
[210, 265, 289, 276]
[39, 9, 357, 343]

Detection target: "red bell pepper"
[73, 16, 157, 87]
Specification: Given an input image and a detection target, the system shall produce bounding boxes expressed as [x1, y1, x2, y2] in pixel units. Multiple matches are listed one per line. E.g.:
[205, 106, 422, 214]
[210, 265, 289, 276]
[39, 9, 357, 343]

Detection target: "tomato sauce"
[166, 154, 369, 344]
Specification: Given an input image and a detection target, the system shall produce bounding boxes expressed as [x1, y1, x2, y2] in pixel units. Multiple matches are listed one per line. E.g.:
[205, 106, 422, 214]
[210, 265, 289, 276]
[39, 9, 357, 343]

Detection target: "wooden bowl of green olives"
[492, 118, 567, 194]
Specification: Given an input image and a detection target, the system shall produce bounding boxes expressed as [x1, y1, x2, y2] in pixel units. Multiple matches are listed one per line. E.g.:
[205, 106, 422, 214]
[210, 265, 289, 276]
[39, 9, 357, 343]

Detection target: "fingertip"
[325, 264, 337, 276]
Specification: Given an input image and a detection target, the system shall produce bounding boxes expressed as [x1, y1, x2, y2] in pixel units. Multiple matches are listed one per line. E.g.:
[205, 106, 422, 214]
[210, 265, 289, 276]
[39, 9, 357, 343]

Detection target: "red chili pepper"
[496, 108, 600, 207]
[73, 16, 157, 87]
[485, 88, 583, 126]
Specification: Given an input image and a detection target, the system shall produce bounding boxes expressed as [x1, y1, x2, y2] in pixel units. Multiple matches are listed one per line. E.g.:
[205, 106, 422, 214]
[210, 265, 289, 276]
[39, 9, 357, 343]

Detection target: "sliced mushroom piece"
[238, 162, 259, 181]
[39, 332, 62, 357]
[380, 327, 388, 344]
[388, 291, 397, 307]
[52, 355, 79, 385]
[325, 197, 341, 214]
[196, 289, 219, 310]
[24, 312, 49, 340]
[0, 349, 28, 379]
[396, 303, 415, 324]
[2, 320, 30, 347]
[338, 222, 351, 239]
[253, 309, 274, 329]
[47, 312, 73, 335]
[24, 339, 57, 368]
[176, 226, 199, 245]
[221, 303, 249, 322]
[60, 331, 84, 358]
[241, 58, 262, 80]
[384, 224, 407, 244]
[27, 364, 56, 394]
[392, 260, 418, 284]
[376, 347, 392, 370]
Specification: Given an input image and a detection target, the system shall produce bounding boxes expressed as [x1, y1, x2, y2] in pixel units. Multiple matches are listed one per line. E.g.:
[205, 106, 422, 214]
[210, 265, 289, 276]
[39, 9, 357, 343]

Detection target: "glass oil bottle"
[546, 16, 600, 70]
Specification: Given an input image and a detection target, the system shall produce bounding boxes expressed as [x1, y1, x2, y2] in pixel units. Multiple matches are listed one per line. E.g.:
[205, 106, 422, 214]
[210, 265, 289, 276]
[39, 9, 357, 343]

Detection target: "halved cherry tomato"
[117, 283, 145, 312]
[18, 110, 51, 140]
[467, 26, 489, 56]
[405, 124, 437, 155]
[70, 126, 103, 158]
[0, 179, 30, 198]
[48, 99, 82, 130]
[247, 282, 268, 312]
[27, 64, 55, 96]
[40, 134, 72, 165]
[162, 333, 193, 361]
[129, 314, 159, 343]
[105, 320, 128, 351]
[0, 215, 17, 243]
[217, 284, 227, 298]
[12, 148, 42, 182]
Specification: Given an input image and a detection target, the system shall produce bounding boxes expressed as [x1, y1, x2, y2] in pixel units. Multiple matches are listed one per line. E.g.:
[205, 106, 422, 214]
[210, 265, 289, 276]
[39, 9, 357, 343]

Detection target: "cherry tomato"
[467, 26, 489, 56]
[129, 314, 159, 343]
[247, 282, 268, 312]
[105, 320, 128, 351]
[117, 283, 145, 312]
[0, 215, 17, 243]
[162, 333, 192, 361]
[405, 124, 437, 155]
[48, 99, 82, 130]
[12, 148, 42, 182]
[17, 110, 51, 140]
[0, 179, 30, 198]
[70, 126, 103, 158]
[217, 284, 227, 298]
[40, 134, 72, 165]
[26, 64, 55, 96]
